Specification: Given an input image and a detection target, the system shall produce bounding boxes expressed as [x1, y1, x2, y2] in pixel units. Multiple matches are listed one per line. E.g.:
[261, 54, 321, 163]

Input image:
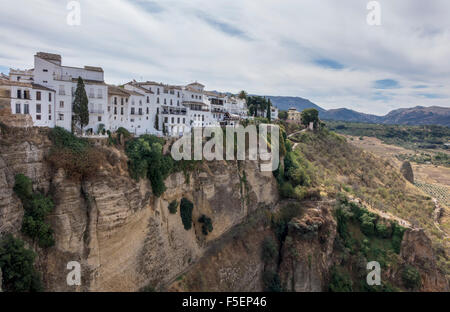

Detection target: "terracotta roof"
[108, 85, 130, 97]
[36, 52, 61, 63]
[32, 83, 55, 92]
[187, 82, 205, 88]
[0, 79, 32, 88]
[84, 66, 104, 72]
[124, 82, 155, 94]
[184, 86, 204, 93]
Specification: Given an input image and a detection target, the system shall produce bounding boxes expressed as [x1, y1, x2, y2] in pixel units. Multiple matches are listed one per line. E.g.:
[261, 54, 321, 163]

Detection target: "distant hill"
[264, 95, 449, 127]
[265, 96, 326, 113]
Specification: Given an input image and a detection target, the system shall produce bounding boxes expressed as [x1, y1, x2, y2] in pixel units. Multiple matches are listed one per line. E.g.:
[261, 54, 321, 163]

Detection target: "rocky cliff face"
[0, 127, 278, 291]
[0, 126, 447, 292]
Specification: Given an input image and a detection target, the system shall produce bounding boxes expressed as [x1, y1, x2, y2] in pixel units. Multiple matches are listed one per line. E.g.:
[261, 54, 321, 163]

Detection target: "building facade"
[1, 52, 249, 137]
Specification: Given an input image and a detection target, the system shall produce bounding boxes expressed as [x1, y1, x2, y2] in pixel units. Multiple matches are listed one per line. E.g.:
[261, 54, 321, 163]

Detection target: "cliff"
[0, 126, 447, 292]
[0, 126, 278, 291]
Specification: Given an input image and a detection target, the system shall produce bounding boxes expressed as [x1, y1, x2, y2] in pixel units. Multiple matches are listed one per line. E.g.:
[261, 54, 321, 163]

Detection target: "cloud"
[0, 0, 449, 115]
[374, 79, 401, 89]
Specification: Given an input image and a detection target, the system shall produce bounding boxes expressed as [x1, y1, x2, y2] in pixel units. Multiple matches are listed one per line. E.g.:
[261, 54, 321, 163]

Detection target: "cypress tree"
[73, 77, 89, 132]
[266, 98, 272, 121]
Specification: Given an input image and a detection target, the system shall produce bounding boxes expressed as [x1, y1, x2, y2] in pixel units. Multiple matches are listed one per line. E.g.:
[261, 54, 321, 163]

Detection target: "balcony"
[89, 109, 104, 114]
[131, 111, 143, 116]
[162, 109, 187, 115]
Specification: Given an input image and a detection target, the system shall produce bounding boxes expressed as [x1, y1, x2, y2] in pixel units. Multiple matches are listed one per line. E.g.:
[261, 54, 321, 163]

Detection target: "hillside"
[0, 124, 448, 292]
[265, 95, 449, 127]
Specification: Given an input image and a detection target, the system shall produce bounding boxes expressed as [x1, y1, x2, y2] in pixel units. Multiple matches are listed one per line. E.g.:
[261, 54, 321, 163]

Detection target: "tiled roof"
[84, 66, 104, 72]
[36, 52, 61, 62]
[108, 85, 130, 97]
[32, 83, 55, 92]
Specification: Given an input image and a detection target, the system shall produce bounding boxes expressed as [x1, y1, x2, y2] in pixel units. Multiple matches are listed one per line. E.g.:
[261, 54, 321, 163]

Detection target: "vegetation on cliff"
[0, 235, 42, 292]
[180, 198, 194, 230]
[13, 174, 55, 248]
[47, 127, 103, 180]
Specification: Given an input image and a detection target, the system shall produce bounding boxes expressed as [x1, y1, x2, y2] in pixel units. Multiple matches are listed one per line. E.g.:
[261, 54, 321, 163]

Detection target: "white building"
[31, 52, 108, 132]
[2, 52, 248, 137]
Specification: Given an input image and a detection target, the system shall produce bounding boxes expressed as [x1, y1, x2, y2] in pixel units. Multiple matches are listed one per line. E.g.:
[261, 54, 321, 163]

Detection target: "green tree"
[0, 235, 43, 292]
[72, 76, 89, 132]
[266, 99, 272, 121]
[278, 110, 288, 120]
[238, 90, 247, 100]
[180, 198, 194, 230]
[154, 114, 159, 131]
[301, 108, 319, 128]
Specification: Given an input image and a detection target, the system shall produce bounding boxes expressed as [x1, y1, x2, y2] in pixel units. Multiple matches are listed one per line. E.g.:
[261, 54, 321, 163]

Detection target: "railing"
[89, 109, 104, 114]
[162, 110, 187, 115]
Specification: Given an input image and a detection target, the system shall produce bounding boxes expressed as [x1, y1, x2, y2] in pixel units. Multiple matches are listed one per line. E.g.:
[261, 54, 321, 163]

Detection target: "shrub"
[168, 200, 178, 214]
[180, 198, 194, 230]
[402, 265, 421, 290]
[279, 182, 295, 199]
[198, 215, 213, 235]
[360, 213, 376, 236]
[13, 173, 33, 201]
[375, 221, 392, 239]
[125, 135, 174, 197]
[262, 270, 283, 292]
[261, 236, 277, 263]
[391, 222, 405, 254]
[329, 267, 353, 292]
[14, 175, 55, 248]
[47, 127, 103, 180]
[0, 235, 42, 292]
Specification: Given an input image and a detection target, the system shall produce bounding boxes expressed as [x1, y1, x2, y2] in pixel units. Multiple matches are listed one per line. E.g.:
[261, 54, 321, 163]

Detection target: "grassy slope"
[290, 129, 449, 277]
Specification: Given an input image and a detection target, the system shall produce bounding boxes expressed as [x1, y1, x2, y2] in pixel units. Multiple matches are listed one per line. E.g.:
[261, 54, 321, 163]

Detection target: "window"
[191, 95, 194, 99]
[108, 106, 111, 112]
[15, 103, 21, 114]
[183, 118, 185, 123]
[43, 69, 48, 72]
[24, 103, 29, 114]
[114, 97, 117, 105]
[147, 96, 149, 103]
[121, 98, 124, 105]
[177, 92, 180, 98]
[49, 115, 51, 121]
[157, 98, 160, 104]
[177, 100, 180, 106]
[48, 105, 51, 114]
[146, 107, 149, 114]
[49, 93, 52, 101]
[157, 88, 160, 95]
[89, 88, 94, 98]
[171, 117, 174, 123]
[58, 113, 64, 121]
[131, 107, 135, 115]
[164, 99, 167, 105]
[177, 117, 180, 123]
[98, 116, 102, 122]
[36, 91, 41, 101]
[59, 85, 65, 95]
[36, 115, 41, 120]
[97, 89, 103, 99]
[114, 107, 117, 115]
[138, 108, 142, 115]
[164, 117, 168, 123]
[59, 101, 64, 108]
[17, 90, 22, 99]
[36, 104, 41, 114]
[170, 99, 173, 105]
[121, 107, 124, 115]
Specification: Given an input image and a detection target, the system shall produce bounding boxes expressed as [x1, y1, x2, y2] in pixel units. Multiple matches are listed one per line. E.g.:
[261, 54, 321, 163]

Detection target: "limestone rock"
[400, 161, 414, 184]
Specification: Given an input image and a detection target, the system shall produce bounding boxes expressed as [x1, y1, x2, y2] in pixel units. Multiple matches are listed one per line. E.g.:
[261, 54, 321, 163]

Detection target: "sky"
[0, 0, 449, 115]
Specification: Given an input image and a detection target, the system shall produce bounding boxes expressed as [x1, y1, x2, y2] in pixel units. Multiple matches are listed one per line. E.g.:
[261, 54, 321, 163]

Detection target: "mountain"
[265, 95, 450, 127]
[382, 106, 450, 127]
[321, 108, 383, 123]
[265, 96, 326, 113]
